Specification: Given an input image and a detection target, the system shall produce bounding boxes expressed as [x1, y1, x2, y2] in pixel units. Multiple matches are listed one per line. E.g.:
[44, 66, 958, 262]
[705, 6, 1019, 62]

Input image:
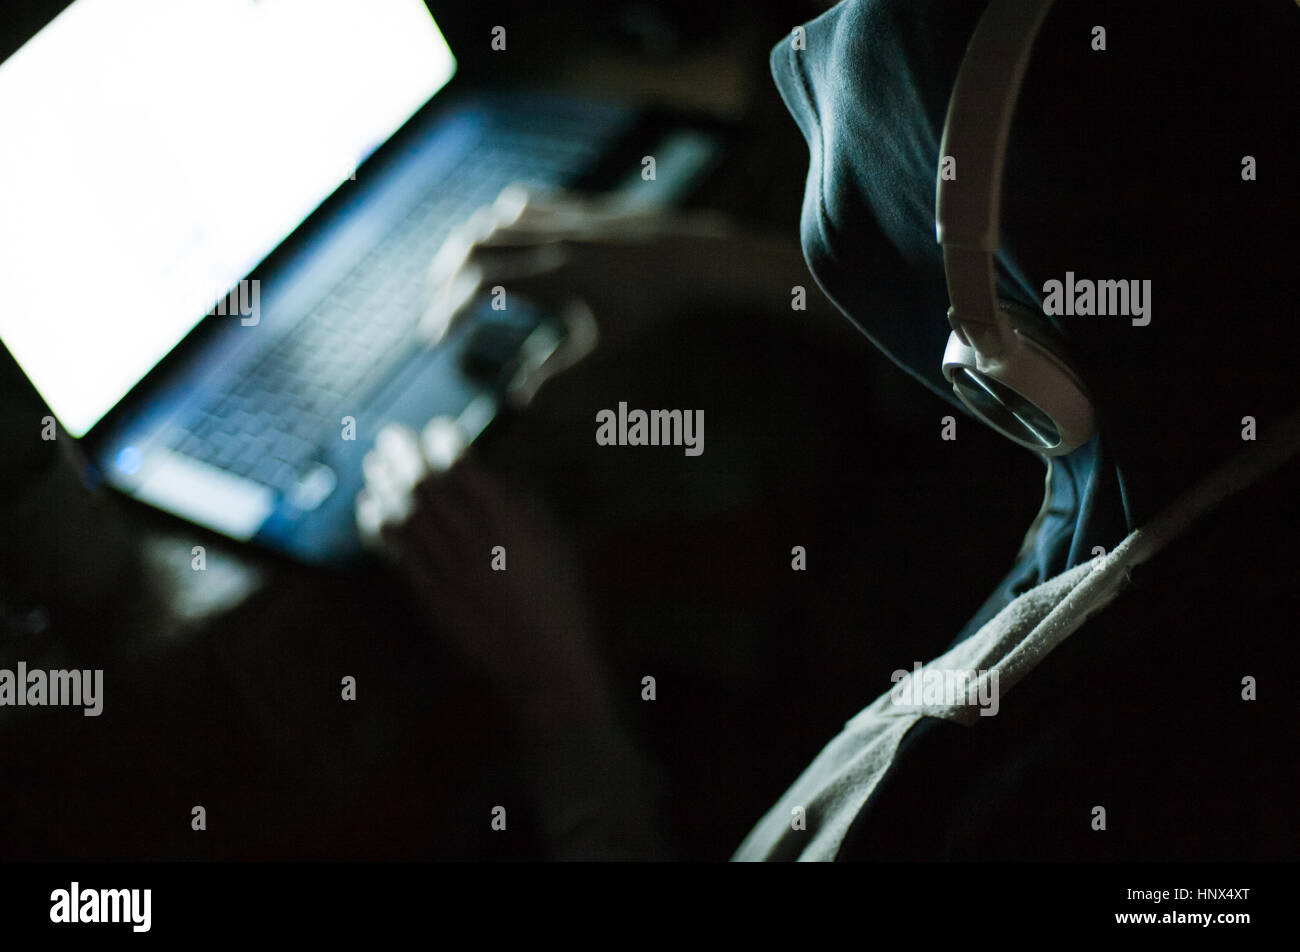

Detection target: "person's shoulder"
[835, 460, 1300, 862]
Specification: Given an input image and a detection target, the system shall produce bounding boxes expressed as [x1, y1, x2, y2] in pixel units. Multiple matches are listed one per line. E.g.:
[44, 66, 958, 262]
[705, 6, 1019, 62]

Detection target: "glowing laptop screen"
[0, 0, 456, 436]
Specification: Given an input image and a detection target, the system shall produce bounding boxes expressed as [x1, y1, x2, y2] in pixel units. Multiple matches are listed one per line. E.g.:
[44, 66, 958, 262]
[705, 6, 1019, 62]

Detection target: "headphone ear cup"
[943, 299, 1095, 456]
[995, 299, 1093, 398]
[996, 301, 1071, 367]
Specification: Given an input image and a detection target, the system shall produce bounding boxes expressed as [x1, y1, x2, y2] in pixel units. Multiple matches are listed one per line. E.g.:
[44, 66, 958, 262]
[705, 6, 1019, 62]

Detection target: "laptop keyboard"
[164, 107, 617, 495]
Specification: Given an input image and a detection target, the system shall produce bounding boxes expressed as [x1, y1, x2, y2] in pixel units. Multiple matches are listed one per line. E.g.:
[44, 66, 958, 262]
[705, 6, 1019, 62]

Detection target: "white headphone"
[936, 0, 1095, 456]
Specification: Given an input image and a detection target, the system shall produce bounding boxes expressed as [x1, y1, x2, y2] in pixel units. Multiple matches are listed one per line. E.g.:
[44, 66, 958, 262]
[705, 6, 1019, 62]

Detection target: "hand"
[356, 418, 611, 724]
[419, 184, 743, 349]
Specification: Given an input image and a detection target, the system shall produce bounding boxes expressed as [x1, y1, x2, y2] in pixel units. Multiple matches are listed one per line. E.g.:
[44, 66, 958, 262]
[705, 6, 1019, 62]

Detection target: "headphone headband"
[937, 0, 1055, 337]
[935, 0, 1095, 457]
[937, 0, 1056, 250]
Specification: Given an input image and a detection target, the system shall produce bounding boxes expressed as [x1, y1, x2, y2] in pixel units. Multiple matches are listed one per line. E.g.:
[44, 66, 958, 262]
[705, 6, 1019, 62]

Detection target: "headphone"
[936, 0, 1095, 456]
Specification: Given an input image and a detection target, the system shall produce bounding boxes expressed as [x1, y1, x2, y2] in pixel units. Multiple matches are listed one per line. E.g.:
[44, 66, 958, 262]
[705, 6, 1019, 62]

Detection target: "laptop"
[0, 0, 723, 565]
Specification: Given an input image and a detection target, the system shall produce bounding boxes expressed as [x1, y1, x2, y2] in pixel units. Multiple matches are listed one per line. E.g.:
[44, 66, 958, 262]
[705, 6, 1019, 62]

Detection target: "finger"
[492, 183, 664, 234]
[463, 242, 570, 283]
[529, 201, 736, 244]
[494, 181, 578, 215]
[510, 197, 689, 234]
[360, 446, 391, 499]
[424, 205, 512, 293]
[491, 182, 538, 222]
[374, 423, 426, 494]
[408, 417, 491, 541]
[420, 415, 468, 473]
[502, 185, 651, 223]
[389, 419, 483, 552]
[419, 259, 484, 344]
[493, 182, 733, 241]
[361, 445, 414, 526]
[355, 489, 385, 550]
[472, 225, 579, 249]
[468, 218, 680, 249]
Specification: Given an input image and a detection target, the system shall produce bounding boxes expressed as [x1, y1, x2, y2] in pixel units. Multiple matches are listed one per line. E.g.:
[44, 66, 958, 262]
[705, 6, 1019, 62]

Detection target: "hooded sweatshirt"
[735, 0, 1300, 861]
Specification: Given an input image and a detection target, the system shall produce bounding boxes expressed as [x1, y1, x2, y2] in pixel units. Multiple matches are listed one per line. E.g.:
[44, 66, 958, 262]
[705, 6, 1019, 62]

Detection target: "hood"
[771, 0, 1299, 637]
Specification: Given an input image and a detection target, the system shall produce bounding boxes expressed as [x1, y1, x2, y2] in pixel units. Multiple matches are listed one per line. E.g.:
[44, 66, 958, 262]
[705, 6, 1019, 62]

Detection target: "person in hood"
[358, 0, 1300, 860]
